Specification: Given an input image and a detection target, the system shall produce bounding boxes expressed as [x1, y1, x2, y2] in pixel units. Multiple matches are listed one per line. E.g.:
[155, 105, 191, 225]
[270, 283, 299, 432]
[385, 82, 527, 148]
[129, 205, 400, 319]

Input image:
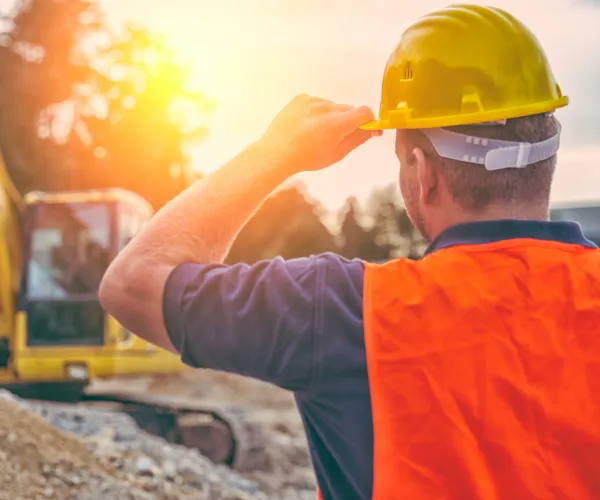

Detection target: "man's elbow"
[99, 261, 132, 322]
[99, 257, 176, 352]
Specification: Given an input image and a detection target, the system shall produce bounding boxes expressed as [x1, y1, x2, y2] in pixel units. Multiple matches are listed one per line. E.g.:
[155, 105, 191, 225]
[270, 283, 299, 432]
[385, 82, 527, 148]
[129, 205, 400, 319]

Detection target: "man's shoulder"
[166, 252, 364, 278]
[162, 252, 367, 391]
[310, 252, 365, 280]
[163, 252, 366, 320]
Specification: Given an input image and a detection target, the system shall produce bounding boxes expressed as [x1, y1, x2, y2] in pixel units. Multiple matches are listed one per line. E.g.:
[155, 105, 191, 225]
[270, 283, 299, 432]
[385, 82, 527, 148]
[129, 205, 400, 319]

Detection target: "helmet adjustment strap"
[421, 121, 561, 171]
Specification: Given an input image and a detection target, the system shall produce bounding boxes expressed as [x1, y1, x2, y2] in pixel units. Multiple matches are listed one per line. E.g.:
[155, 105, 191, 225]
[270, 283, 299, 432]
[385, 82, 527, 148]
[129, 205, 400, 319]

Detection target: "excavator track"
[80, 390, 270, 472]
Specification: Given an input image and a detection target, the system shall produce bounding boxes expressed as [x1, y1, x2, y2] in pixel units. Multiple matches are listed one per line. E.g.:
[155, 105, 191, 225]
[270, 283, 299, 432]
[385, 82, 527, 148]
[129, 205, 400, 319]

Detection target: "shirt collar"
[425, 219, 598, 256]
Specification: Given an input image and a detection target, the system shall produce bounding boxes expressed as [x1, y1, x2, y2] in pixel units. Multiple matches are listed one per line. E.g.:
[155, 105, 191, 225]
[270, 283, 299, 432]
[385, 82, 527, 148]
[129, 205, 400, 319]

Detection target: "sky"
[14, 0, 600, 210]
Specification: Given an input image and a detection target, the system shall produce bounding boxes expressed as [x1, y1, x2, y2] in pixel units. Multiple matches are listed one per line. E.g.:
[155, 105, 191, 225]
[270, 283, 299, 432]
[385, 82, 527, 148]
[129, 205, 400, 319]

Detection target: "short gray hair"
[403, 114, 559, 212]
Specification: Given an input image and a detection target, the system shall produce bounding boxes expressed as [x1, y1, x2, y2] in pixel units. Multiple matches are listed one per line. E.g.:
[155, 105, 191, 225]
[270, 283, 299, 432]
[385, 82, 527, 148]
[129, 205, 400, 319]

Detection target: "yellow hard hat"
[362, 4, 569, 130]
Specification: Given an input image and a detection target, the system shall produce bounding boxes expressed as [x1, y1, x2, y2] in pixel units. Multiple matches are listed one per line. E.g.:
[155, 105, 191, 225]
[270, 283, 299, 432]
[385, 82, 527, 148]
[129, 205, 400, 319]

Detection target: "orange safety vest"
[362, 238, 600, 499]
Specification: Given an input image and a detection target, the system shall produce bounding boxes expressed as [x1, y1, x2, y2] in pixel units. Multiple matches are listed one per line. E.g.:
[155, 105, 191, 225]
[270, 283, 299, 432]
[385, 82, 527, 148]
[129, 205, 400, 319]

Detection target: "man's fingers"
[335, 128, 381, 160]
[264, 96, 381, 173]
[310, 100, 354, 115]
[338, 105, 377, 132]
[306, 100, 375, 128]
[333, 103, 355, 112]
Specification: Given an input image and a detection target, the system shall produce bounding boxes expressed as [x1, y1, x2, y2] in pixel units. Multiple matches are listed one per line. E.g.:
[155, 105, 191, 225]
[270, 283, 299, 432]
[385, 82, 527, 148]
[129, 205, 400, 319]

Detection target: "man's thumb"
[341, 106, 377, 132]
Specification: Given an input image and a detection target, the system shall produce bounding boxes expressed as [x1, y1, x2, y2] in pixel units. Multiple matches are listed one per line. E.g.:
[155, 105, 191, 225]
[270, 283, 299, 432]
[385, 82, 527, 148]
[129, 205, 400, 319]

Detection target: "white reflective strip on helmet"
[421, 122, 561, 170]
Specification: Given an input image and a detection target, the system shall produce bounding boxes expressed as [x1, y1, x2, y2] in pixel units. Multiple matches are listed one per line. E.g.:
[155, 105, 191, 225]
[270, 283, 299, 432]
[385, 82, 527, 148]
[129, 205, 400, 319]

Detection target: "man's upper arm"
[162, 254, 365, 392]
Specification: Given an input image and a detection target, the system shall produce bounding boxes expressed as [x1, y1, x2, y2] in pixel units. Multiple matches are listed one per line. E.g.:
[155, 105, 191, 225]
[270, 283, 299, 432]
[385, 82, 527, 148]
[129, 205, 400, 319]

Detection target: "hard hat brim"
[360, 96, 569, 131]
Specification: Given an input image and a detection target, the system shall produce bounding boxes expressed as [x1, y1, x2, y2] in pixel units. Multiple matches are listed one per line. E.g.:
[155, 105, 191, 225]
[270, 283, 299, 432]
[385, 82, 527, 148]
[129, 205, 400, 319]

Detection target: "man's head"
[360, 5, 568, 241]
[395, 114, 560, 241]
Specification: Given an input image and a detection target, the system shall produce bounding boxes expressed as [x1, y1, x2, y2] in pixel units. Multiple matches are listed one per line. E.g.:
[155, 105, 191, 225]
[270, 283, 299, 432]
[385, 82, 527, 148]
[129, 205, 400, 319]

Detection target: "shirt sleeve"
[162, 253, 366, 393]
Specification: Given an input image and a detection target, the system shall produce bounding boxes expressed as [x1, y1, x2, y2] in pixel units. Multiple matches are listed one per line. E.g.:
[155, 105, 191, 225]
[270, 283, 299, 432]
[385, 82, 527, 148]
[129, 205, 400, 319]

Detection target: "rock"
[43, 487, 54, 498]
[64, 474, 82, 486]
[114, 426, 136, 443]
[134, 456, 156, 477]
[163, 460, 177, 480]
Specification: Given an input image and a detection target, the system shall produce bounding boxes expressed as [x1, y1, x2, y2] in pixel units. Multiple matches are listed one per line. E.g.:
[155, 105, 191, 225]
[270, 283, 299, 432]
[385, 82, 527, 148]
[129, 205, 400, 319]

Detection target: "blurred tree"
[367, 185, 427, 260]
[0, 0, 99, 192]
[226, 182, 338, 264]
[0, 0, 210, 209]
[364, 185, 402, 260]
[336, 185, 426, 261]
[75, 23, 211, 208]
[338, 196, 366, 259]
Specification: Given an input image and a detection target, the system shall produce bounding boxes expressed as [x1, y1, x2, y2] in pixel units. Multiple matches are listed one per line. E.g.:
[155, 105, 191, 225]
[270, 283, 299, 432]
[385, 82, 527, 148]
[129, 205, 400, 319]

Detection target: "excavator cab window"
[27, 202, 111, 298]
[550, 204, 600, 246]
[21, 201, 113, 347]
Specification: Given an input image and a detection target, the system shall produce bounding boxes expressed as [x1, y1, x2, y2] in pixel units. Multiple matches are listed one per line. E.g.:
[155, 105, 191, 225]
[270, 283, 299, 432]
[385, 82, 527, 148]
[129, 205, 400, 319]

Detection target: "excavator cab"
[550, 200, 600, 246]
[2, 188, 184, 395]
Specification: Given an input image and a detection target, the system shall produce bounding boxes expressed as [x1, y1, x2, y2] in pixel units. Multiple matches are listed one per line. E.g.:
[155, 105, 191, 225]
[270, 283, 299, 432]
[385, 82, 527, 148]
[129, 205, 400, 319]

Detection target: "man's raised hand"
[258, 94, 382, 174]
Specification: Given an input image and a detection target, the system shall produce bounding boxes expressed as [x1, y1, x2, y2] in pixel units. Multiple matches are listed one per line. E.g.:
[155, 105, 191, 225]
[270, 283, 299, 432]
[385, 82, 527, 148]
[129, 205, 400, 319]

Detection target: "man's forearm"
[130, 141, 290, 266]
[99, 141, 291, 349]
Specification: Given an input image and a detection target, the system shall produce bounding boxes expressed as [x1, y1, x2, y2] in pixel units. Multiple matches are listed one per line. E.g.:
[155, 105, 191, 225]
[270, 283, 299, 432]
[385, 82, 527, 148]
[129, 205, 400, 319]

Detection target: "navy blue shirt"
[163, 220, 597, 500]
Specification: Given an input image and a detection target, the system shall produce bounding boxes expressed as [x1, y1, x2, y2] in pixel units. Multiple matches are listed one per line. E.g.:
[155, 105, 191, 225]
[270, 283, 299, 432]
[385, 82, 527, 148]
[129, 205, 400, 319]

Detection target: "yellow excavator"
[0, 152, 263, 471]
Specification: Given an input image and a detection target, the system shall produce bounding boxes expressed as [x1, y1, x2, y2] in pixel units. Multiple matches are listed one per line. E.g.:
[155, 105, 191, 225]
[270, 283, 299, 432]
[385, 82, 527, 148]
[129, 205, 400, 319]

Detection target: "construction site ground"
[0, 369, 316, 499]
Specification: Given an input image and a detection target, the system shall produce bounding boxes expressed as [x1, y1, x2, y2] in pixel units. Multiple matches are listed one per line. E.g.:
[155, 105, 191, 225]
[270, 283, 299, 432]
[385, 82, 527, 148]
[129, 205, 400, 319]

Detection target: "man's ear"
[413, 147, 437, 203]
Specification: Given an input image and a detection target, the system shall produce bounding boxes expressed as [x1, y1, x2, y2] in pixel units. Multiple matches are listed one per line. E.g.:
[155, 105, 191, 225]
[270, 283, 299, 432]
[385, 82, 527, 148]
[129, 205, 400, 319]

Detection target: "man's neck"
[427, 203, 550, 243]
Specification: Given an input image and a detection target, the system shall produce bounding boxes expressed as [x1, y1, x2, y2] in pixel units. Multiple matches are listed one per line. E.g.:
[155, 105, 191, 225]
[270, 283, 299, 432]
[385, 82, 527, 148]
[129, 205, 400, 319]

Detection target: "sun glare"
[105, 1, 292, 174]
[117, 2, 268, 102]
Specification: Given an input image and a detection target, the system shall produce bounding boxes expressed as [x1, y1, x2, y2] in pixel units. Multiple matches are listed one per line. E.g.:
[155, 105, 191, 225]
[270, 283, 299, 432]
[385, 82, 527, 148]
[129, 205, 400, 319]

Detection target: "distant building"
[550, 200, 600, 245]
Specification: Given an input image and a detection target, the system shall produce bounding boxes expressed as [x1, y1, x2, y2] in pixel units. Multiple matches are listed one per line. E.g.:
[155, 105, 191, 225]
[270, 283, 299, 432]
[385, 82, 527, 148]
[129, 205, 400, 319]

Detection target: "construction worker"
[99, 5, 600, 499]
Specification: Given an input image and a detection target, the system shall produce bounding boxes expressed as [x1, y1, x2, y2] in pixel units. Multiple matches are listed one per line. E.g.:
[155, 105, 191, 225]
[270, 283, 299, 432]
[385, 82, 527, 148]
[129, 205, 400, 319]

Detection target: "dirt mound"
[0, 393, 117, 500]
[0, 391, 269, 500]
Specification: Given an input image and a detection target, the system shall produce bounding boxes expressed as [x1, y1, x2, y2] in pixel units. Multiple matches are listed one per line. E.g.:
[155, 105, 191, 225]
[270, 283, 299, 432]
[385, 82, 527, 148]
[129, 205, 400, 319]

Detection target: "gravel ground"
[90, 370, 317, 497]
[0, 369, 317, 499]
